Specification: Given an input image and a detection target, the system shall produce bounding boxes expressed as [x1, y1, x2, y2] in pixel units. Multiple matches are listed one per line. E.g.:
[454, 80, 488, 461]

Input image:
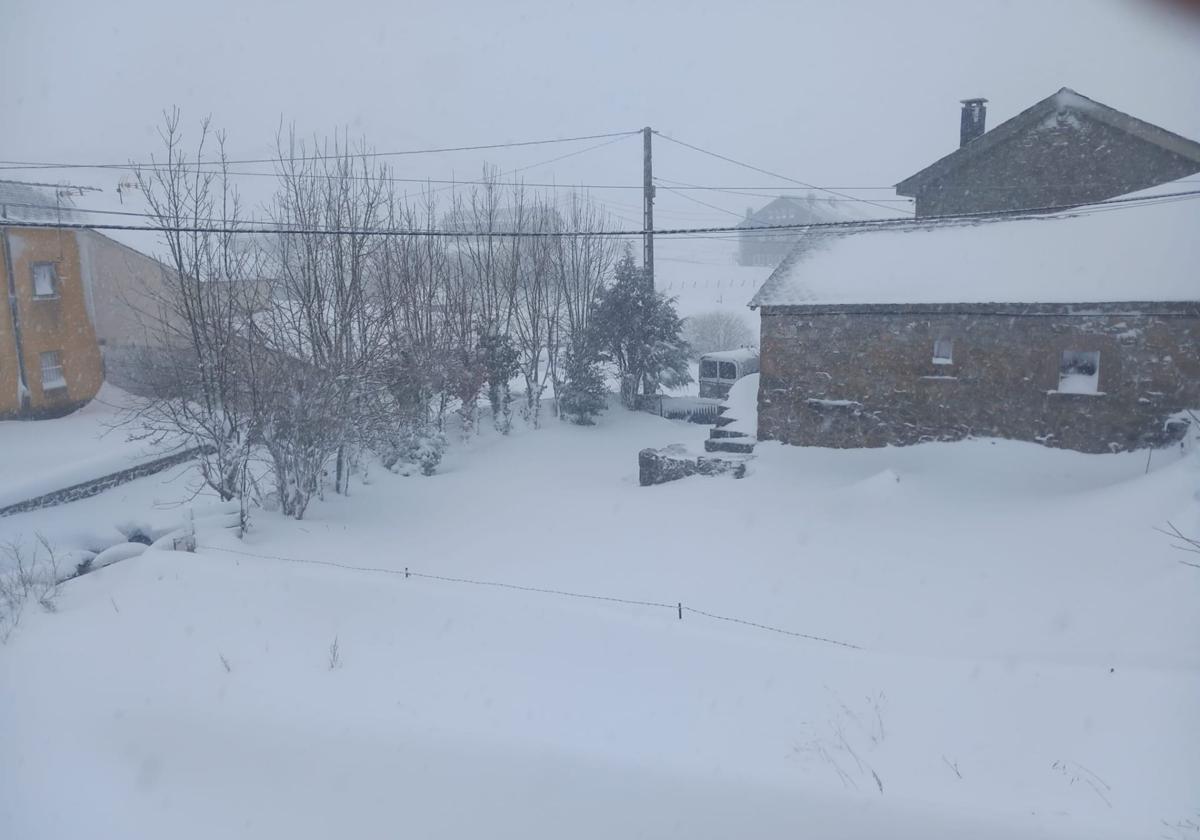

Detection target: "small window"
[40, 351, 66, 391]
[1059, 350, 1099, 394]
[32, 262, 58, 298]
[699, 360, 718, 379]
[718, 361, 738, 380]
[932, 338, 953, 365]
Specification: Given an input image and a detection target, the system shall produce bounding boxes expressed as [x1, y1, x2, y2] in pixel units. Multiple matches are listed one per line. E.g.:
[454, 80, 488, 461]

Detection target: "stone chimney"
[959, 98, 988, 147]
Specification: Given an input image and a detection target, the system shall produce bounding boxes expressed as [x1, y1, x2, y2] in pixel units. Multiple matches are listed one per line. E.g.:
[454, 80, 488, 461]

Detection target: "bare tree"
[683, 310, 755, 356]
[266, 127, 393, 498]
[550, 194, 618, 415]
[510, 196, 559, 426]
[129, 110, 262, 508]
[448, 170, 522, 432]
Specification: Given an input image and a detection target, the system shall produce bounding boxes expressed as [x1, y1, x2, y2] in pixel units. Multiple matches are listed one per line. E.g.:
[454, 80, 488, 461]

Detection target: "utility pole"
[642, 126, 655, 291]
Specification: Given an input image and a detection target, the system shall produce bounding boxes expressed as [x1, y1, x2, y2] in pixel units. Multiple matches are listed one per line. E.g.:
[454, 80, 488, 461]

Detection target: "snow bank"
[721, 372, 758, 435]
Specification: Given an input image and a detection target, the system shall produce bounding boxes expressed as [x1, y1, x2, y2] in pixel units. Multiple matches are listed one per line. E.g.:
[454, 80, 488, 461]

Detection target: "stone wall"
[757, 303, 1200, 453]
[0, 446, 210, 518]
[912, 113, 1199, 217]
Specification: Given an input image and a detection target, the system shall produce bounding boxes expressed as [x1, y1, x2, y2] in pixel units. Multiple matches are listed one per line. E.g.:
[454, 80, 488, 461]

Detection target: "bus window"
[700, 360, 718, 379]
[719, 361, 737, 380]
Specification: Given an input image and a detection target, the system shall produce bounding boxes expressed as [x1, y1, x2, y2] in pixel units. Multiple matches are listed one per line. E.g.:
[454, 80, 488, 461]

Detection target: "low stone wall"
[758, 303, 1200, 453]
[0, 446, 209, 518]
[638, 445, 747, 486]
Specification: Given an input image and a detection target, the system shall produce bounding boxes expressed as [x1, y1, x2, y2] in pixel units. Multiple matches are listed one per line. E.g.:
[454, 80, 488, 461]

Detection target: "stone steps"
[703, 437, 757, 455]
[636, 392, 757, 486]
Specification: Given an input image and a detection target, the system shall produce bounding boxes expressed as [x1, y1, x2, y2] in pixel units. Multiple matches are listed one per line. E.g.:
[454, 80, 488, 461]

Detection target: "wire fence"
[196, 543, 862, 651]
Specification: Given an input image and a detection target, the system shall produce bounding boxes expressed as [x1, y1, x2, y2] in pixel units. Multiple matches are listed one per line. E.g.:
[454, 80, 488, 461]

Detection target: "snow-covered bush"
[380, 422, 448, 477]
[413, 427, 448, 476]
[558, 346, 608, 425]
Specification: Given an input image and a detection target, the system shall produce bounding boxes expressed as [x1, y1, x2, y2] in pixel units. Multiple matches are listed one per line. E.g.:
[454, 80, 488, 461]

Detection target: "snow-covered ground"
[2, 392, 1198, 839]
[0, 384, 181, 511]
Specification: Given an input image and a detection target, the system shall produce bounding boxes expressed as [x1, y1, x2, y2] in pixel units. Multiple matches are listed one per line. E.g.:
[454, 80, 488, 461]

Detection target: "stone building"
[896, 88, 1200, 217]
[748, 182, 1199, 453]
[737, 194, 877, 267]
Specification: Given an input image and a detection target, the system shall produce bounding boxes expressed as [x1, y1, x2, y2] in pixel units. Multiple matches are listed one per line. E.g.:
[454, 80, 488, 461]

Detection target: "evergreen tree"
[558, 344, 608, 425]
[478, 328, 520, 433]
[591, 249, 692, 408]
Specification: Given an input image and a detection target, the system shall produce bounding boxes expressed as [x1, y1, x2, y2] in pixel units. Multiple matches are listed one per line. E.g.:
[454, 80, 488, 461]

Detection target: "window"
[718, 361, 738, 380]
[40, 351, 66, 391]
[32, 262, 58, 298]
[699, 360, 718, 379]
[932, 338, 953, 365]
[1058, 350, 1100, 394]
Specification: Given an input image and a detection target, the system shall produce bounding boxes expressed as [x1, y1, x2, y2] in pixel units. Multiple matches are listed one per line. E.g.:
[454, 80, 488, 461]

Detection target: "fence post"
[677, 602, 682, 620]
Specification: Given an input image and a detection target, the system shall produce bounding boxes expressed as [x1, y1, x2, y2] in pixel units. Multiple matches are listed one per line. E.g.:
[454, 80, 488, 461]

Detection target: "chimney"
[959, 98, 988, 147]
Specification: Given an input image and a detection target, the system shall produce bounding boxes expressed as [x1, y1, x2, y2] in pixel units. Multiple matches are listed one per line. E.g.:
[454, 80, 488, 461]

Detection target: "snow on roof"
[699, 347, 758, 363]
[741, 193, 889, 225]
[0, 181, 84, 223]
[750, 180, 1200, 308]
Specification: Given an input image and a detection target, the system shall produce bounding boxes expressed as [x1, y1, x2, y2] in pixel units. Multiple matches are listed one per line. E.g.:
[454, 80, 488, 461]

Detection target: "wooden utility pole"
[642, 126, 655, 290]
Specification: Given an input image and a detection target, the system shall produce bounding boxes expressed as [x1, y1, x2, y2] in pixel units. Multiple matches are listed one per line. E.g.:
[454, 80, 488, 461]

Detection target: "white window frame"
[32, 262, 58, 298]
[39, 351, 66, 391]
[1058, 350, 1100, 394]
[932, 338, 953, 366]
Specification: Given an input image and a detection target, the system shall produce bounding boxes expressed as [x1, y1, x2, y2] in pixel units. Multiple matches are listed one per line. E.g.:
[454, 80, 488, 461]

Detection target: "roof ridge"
[896, 89, 1200, 195]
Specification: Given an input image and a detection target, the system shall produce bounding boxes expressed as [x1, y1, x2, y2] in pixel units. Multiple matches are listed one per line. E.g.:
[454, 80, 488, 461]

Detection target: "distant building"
[736, 194, 876, 267]
[1, 225, 106, 417]
[896, 88, 1200, 217]
[748, 180, 1200, 453]
[1, 182, 173, 417]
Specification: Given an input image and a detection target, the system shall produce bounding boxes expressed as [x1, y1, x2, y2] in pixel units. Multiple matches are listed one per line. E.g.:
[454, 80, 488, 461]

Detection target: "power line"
[5, 189, 1197, 239]
[0, 135, 641, 225]
[27, 133, 639, 193]
[0, 129, 643, 172]
[654, 131, 919, 215]
[417, 131, 638, 197]
[657, 175, 914, 205]
[656, 182, 748, 220]
[654, 178, 1200, 192]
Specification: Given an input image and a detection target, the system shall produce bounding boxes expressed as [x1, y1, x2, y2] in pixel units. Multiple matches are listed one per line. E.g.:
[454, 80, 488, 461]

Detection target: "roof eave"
[757, 301, 1200, 316]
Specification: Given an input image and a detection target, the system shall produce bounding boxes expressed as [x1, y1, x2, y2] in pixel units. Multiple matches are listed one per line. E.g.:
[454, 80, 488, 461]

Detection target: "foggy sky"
[3, 0, 1199, 233]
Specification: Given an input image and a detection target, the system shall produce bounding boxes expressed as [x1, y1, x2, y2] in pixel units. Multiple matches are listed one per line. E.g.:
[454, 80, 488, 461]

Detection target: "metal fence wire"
[197, 543, 862, 651]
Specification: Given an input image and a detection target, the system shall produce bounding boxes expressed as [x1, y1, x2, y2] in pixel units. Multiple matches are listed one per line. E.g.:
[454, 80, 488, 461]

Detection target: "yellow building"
[1, 226, 105, 418]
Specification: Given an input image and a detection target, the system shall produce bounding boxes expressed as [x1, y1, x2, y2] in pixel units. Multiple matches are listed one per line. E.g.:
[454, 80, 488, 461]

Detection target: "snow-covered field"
[2, 381, 1198, 838]
[655, 236, 774, 319]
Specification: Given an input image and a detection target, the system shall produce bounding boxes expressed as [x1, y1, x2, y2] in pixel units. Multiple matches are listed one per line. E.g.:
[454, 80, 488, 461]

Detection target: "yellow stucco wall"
[0, 228, 104, 417]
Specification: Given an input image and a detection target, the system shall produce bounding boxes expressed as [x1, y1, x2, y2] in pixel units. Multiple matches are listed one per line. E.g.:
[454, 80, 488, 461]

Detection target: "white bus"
[698, 348, 759, 398]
